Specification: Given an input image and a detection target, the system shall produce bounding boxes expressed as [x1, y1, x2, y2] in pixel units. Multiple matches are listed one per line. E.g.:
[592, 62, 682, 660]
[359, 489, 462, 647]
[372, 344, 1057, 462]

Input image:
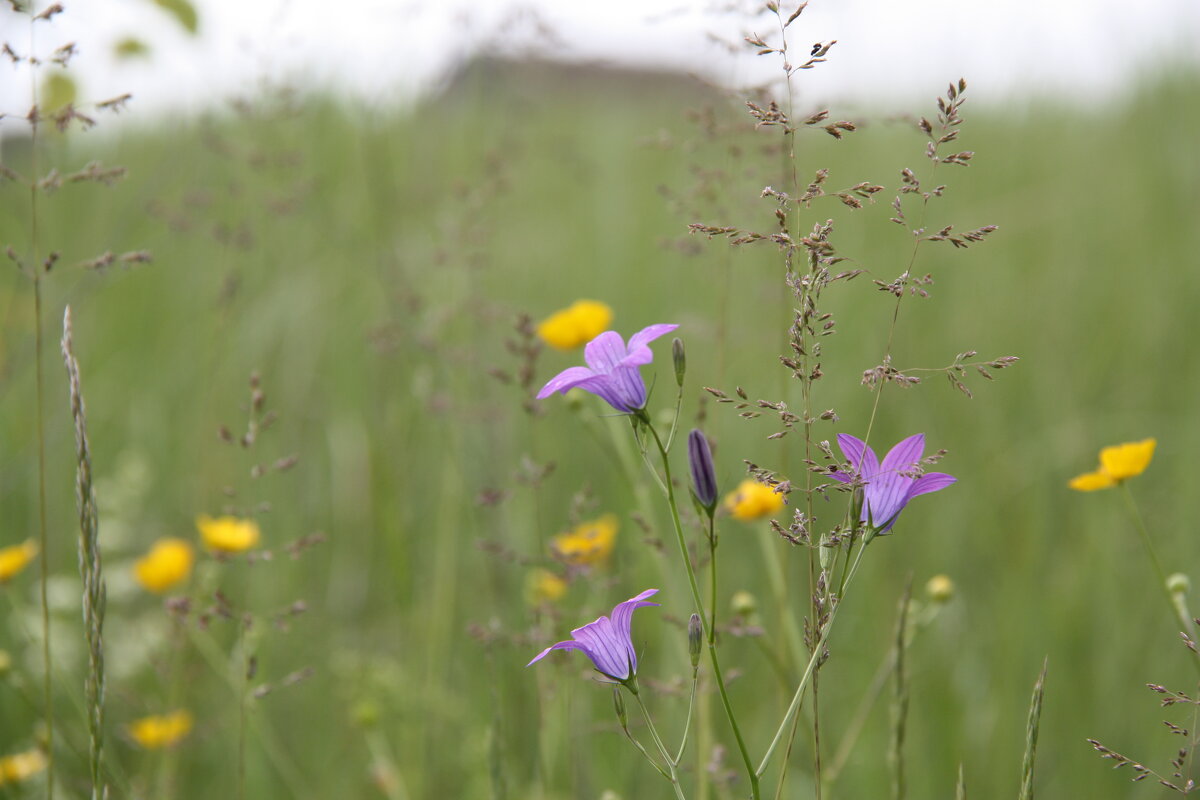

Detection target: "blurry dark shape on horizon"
[436, 55, 720, 109]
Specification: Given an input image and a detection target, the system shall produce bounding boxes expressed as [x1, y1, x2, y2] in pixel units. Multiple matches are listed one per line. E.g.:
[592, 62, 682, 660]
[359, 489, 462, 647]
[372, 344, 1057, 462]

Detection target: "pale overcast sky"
[2, 0, 1199, 119]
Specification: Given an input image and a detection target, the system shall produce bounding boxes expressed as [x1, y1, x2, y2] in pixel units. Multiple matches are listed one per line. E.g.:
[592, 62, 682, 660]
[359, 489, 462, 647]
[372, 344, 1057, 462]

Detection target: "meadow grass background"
[1, 56, 1199, 798]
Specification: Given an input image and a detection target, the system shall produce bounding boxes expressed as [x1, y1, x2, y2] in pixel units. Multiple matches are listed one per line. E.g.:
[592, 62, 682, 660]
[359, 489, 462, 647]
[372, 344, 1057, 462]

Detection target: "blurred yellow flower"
[528, 569, 568, 604]
[0, 540, 38, 584]
[537, 300, 613, 350]
[128, 710, 193, 749]
[925, 574, 955, 604]
[0, 748, 48, 786]
[724, 480, 785, 520]
[196, 515, 260, 553]
[1069, 438, 1156, 491]
[133, 538, 195, 593]
[552, 514, 617, 566]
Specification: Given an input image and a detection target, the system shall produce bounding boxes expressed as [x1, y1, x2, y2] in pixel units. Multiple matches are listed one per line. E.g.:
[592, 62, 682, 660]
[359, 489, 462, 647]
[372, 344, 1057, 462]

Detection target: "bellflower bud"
[688, 613, 703, 669]
[612, 686, 628, 729]
[688, 429, 718, 513]
[925, 574, 955, 604]
[672, 337, 686, 388]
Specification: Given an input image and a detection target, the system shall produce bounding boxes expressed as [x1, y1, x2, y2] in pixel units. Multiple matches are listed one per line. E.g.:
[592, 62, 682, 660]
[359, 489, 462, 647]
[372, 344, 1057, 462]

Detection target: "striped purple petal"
[536, 366, 598, 399]
[906, 472, 957, 499]
[584, 331, 629, 373]
[836, 433, 879, 479]
[624, 324, 679, 367]
[526, 588, 660, 681]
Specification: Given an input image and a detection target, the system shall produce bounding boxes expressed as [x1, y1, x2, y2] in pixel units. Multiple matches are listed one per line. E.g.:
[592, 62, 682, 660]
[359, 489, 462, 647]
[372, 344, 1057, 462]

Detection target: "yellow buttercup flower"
[196, 515, 260, 553]
[1069, 438, 1156, 491]
[1067, 470, 1116, 491]
[133, 538, 195, 593]
[0, 748, 48, 786]
[128, 710, 193, 749]
[551, 514, 617, 566]
[0, 540, 38, 584]
[1099, 439, 1156, 480]
[537, 300, 613, 350]
[528, 569, 568, 604]
[724, 479, 785, 521]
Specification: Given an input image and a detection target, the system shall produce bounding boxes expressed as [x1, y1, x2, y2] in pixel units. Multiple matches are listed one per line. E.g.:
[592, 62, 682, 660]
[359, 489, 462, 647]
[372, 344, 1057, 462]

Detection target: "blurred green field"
[2, 58, 1200, 799]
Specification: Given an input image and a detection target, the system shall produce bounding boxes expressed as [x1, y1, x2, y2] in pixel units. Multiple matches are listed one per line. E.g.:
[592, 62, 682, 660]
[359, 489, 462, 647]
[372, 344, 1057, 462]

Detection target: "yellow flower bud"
[925, 574, 955, 604]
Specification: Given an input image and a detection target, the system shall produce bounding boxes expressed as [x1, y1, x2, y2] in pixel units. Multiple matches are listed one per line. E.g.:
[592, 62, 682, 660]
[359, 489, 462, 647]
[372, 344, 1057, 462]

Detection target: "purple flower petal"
[527, 639, 588, 668]
[584, 331, 630, 373]
[573, 366, 646, 413]
[866, 472, 909, 529]
[572, 618, 628, 678]
[880, 434, 925, 475]
[627, 324, 679, 353]
[611, 589, 659, 640]
[906, 472, 956, 499]
[836, 433, 879, 478]
[624, 324, 679, 367]
[536, 366, 598, 399]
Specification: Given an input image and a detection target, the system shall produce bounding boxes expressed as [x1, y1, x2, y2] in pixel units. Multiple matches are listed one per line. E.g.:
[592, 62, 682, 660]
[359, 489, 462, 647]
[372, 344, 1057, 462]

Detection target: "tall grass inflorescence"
[61, 306, 107, 800]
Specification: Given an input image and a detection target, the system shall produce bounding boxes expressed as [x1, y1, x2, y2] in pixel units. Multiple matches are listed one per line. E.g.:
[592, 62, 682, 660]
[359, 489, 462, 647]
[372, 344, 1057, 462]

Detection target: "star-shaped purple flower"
[829, 433, 956, 534]
[527, 588, 659, 681]
[536, 324, 679, 414]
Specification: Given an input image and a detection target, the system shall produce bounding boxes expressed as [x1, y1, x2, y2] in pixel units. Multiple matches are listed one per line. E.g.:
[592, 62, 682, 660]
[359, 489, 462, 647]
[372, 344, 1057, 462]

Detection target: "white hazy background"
[2, 0, 1199, 119]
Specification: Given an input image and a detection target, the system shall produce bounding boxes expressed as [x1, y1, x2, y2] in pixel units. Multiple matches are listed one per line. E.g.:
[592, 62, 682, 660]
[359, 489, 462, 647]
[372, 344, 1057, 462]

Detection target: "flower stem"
[673, 673, 700, 765]
[757, 535, 873, 779]
[644, 421, 760, 800]
[630, 688, 688, 800]
[1118, 484, 1200, 673]
[28, 9, 54, 791]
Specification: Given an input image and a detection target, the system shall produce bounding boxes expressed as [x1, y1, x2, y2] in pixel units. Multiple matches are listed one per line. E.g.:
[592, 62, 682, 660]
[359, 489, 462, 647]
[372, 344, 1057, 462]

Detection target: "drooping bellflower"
[527, 588, 659, 682]
[536, 325, 678, 414]
[829, 433, 956, 534]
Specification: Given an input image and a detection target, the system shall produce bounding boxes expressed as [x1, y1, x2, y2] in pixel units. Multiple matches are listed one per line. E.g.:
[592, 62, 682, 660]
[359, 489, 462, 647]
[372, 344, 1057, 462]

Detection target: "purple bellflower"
[830, 433, 956, 534]
[527, 588, 659, 682]
[536, 324, 679, 414]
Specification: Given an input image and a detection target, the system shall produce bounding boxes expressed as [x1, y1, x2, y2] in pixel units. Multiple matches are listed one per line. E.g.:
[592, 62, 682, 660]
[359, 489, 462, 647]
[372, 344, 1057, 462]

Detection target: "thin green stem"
[237, 617, 247, 800]
[28, 7, 54, 793]
[674, 674, 701, 765]
[33, 274, 54, 800]
[707, 516, 718, 643]
[632, 690, 688, 800]
[757, 534, 873, 778]
[182, 624, 311, 798]
[1118, 484, 1200, 674]
[665, 383, 685, 453]
[643, 421, 760, 800]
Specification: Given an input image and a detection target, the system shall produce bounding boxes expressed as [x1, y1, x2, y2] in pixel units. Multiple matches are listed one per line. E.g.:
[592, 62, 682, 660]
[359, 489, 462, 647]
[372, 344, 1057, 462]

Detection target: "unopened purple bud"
[688, 429, 718, 512]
